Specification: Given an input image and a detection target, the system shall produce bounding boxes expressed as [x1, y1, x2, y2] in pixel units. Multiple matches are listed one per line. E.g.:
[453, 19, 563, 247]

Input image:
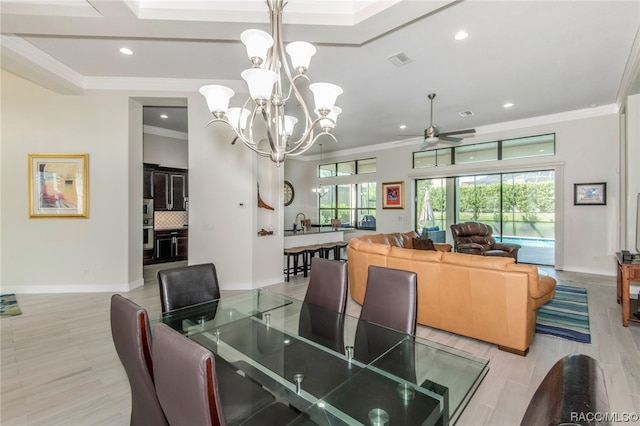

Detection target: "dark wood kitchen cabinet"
[153, 168, 188, 211]
[143, 166, 154, 199]
[155, 229, 188, 262]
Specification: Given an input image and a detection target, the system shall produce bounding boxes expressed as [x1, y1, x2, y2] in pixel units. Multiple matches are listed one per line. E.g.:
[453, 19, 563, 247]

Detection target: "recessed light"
[454, 30, 469, 41]
[160, 114, 168, 119]
[119, 47, 133, 55]
[503, 102, 514, 108]
[399, 124, 407, 129]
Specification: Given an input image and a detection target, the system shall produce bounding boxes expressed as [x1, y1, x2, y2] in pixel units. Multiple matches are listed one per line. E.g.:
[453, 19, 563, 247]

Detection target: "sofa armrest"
[456, 242, 485, 255]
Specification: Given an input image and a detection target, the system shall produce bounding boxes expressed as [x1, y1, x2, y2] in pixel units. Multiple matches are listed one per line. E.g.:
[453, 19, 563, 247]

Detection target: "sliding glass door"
[416, 170, 555, 265]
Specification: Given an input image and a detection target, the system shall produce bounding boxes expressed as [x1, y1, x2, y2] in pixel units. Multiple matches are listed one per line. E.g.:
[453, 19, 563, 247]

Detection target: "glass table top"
[150, 289, 489, 425]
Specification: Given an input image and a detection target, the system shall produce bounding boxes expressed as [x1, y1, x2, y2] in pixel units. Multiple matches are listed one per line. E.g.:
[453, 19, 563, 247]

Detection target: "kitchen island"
[283, 227, 345, 248]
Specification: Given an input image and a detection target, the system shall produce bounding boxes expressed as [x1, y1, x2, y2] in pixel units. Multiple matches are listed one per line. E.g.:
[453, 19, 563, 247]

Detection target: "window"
[320, 158, 376, 177]
[455, 142, 498, 164]
[413, 148, 452, 168]
[337, 161, 355, 176]
[502, 134, 555, 160]
[318, 182, 377, 230]
[413, 134, 555, 168]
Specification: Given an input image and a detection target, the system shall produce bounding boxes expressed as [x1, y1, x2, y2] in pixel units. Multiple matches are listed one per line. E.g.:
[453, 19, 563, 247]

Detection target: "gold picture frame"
[28, 153, 89, 218]
[382, 181, 405, 209]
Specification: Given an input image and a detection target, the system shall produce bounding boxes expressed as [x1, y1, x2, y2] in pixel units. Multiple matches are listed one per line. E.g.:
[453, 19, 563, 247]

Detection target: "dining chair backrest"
[157, 263, 221, 313]
[359, 265, 417, 335]
[110, 294, 168, 426]
[152, 323, 299, 426]
[304, 257, 348, 313]
[152, 323, 226, 426]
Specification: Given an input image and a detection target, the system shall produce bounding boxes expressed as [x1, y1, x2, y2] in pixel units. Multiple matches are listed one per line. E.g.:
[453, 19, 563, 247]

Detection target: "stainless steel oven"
[143, 199, 154, 220]
[143, 199, 154, 250]
[144, 222, 154, 250]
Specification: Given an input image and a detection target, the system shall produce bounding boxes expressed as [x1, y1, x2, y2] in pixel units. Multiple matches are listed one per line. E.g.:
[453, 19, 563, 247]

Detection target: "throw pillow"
[412, 237, 436, 251]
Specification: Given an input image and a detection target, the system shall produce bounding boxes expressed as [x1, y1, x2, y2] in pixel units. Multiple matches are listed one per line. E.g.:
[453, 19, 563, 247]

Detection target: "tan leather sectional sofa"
[347, 231, 557, 355]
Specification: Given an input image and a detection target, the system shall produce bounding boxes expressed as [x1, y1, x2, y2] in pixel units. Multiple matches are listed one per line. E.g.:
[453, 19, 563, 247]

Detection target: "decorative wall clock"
[284, 181, 294, 206]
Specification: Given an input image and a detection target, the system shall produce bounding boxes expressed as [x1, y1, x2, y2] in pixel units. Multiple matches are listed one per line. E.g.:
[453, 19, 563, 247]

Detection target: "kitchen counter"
[284, 228, 345, 249]
[283, 227, 343, 237]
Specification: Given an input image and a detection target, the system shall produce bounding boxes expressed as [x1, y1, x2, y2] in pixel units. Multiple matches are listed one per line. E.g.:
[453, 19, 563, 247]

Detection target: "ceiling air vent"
[459, 110, 474, 117]
[387, 52, 412, 67]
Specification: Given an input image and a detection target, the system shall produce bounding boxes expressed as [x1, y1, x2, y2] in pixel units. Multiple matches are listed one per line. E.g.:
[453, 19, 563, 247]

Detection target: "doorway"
[142, 106, 189, 267]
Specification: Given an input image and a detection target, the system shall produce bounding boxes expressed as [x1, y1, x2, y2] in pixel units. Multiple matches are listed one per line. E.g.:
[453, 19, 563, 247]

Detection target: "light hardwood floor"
[2, 264, 640, 425]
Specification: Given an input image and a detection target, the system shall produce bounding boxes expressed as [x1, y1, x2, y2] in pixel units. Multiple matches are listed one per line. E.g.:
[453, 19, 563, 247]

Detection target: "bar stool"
[283, 246, 307, 282]
[320, 242, 338, 259]
[304, 244, 323, 271]
[334, 241, 349, 260]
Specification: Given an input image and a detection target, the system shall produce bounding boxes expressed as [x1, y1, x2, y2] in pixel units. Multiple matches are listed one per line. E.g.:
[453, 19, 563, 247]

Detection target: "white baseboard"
[1, 278, 144, 294]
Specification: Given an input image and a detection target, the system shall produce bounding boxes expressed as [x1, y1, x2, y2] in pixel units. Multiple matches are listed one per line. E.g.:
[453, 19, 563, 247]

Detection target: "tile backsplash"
[155, 211, 188, 229]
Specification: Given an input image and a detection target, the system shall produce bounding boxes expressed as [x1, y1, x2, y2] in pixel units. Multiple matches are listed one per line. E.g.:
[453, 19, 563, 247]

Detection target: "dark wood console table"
[616, 252, 640, 326]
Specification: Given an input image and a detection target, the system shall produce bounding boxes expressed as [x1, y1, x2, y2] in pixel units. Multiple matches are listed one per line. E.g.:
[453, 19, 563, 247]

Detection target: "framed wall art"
[28, 153, 89, 218]
[382, 181, 404, 209]
[574, 182, 606, 206]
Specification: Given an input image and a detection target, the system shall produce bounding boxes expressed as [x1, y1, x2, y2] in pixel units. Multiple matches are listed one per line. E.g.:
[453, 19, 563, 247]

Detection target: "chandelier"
[199, 0, 343, 167]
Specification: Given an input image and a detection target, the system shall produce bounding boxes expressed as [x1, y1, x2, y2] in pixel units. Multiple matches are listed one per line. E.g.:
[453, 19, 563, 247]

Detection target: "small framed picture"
[574, 182, 606, 206]
[382, 181, 404, 209]
[28, 153, 89, 218]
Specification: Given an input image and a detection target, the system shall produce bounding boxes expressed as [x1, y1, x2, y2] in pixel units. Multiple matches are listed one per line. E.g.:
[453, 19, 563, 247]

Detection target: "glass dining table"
[150, 289, 489, 425]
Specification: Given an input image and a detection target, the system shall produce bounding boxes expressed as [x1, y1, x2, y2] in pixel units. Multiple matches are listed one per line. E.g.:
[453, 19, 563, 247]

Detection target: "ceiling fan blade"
[438, 128, 476, 137]
[439, 135, 463, 143]
[419, 140, 432, 150]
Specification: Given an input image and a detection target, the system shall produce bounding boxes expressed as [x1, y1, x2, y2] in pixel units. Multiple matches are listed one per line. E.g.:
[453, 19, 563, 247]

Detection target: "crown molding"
[0, 34, 84, 94]
[84, 76, 248, 94]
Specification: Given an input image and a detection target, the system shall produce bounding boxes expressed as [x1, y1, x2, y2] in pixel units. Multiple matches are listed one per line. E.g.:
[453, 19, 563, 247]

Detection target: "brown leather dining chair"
[152, 323, 300, 426]
[110, 294, 168, 426]
[359, 265, 418, 335]
[304, 257, 348, 314]
[157, 263, 221, 313]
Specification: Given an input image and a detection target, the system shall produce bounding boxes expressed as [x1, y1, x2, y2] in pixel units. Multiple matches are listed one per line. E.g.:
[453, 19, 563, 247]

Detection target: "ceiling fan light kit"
[199, 0, 343, 166]
[419, 93, 476, 151]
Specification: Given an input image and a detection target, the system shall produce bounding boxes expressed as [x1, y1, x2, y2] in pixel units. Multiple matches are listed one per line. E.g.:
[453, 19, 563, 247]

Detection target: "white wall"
[625, 94, 640, 251]
[0, 69, 630, 292]
[286, 112, 622, 277]
[283, 158, 316, 227]
[1, 71, 132, 292]
[1, 71, 284, 292]
[143, 132, 188, 169]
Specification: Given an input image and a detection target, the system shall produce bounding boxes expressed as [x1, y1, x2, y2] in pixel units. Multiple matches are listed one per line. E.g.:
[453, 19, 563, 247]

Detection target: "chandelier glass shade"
[199, 0, 343, 166]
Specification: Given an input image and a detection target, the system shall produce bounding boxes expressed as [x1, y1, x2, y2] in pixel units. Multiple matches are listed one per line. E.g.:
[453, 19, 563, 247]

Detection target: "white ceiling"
[2, 0, 639, 156]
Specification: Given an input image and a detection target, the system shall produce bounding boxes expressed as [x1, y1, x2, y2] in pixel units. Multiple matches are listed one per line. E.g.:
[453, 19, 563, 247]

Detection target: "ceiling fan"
[419, 93, 476, 150]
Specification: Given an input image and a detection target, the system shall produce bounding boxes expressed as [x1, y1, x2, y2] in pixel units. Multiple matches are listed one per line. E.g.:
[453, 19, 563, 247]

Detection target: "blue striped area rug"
[536, 285, 590, 343]
[0, 293, 22, 317]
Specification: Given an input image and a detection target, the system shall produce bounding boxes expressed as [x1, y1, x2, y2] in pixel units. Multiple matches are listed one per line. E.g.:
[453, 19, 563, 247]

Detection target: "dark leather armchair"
[450, 222, 520, 261]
